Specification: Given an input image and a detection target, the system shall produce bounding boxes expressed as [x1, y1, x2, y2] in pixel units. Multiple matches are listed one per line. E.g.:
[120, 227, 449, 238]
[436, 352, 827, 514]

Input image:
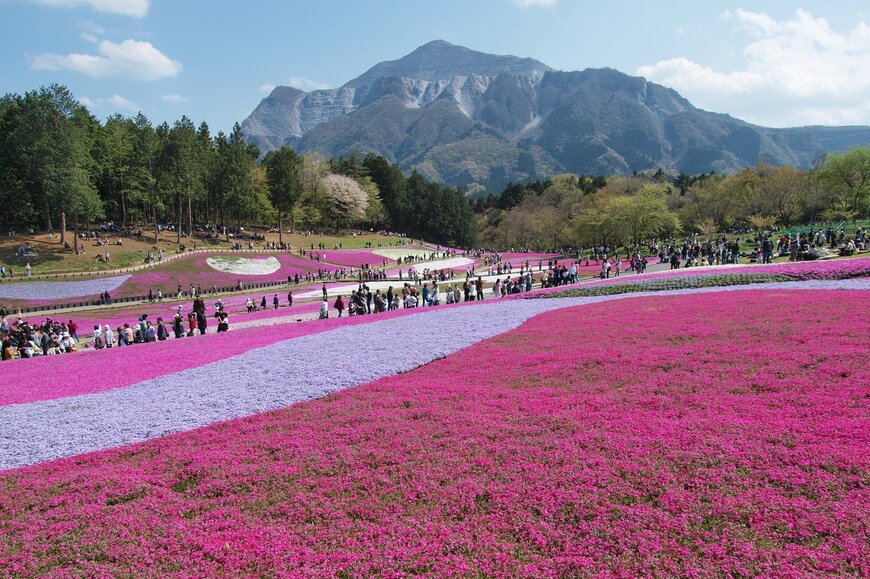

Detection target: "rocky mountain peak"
[343, 39, 551, 88]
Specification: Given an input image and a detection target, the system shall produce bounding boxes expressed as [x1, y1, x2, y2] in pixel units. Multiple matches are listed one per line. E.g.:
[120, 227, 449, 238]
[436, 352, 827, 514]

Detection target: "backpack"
[94, 334, 105, 349]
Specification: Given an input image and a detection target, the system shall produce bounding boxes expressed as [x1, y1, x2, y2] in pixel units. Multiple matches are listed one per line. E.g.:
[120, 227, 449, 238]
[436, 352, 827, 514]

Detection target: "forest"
[0, 85, 477, 248]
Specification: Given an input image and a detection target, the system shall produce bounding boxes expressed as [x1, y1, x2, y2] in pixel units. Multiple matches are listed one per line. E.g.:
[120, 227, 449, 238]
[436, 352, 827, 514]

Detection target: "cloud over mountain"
[638, 9, 870, 127]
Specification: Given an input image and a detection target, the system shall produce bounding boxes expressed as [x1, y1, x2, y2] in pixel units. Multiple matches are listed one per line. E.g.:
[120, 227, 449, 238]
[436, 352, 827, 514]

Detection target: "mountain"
[241, 40, 870, 188]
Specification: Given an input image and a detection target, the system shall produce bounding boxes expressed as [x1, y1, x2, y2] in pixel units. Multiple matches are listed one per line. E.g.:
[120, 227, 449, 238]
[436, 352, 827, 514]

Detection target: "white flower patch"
[410, 257, 473, 270]
[206, 256, 281, 276]
[372, 248, 429, 260]
[0, 275, 131, 301]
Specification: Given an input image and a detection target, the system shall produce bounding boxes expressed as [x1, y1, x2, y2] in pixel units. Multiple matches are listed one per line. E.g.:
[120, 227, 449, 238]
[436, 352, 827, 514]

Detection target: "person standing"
[103, 325, 114, 348]
[145, 321, 157, 342]
[273, 294, 279, 310]
[25, 262, 31, 279]
[334, 295, 345, 317]
[173, 315, 184, 338]
[287, 290, 293, 306]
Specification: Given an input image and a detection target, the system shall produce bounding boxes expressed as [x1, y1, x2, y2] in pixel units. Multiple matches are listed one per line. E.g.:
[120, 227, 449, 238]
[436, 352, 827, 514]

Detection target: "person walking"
[334, 295, 345, 317]
[273, 294, 279, 309]
[173, 314, 185, 338]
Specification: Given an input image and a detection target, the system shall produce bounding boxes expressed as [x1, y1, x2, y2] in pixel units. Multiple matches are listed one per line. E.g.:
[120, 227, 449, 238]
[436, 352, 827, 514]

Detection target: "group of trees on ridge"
[1, 85, 867, 252]
[477, 156, 869, 250]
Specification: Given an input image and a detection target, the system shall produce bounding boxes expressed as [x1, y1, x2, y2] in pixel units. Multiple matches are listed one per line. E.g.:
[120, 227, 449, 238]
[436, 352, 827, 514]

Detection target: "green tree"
[262, 146, 302, 244]
[0, 85, 103, 246]
[817, 148, 870, 219]
[608, 185, 680, 247]
[167, 116, 198, 243]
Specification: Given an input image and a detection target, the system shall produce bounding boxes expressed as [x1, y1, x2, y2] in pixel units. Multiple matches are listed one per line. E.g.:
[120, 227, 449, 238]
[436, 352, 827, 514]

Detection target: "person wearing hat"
[61, 332, 74, 353]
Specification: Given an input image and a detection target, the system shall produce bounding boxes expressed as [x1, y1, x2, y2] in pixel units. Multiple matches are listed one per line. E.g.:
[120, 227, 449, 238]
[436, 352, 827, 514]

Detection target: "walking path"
[1, 278, 866, 471]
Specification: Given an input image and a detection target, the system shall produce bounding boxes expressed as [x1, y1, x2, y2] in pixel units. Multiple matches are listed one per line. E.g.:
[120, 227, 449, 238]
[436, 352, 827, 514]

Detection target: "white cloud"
[512, 0, 556, 6]
[29, 0, 149, 17]
[258, 83, 276, 94]
[105, 94, 139, 111]
[637, 9, 870, 127]
[161, 93, 189, 103]
[73, 18, 104, 43]
[288, 77, 330, 91]
[32, 39, 182, 81]
[79, 94, 139, 112]
[78, 96, 98, 109]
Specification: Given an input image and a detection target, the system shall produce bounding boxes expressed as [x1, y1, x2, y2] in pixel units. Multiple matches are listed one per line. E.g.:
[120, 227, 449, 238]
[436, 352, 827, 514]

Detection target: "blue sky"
[3, 0, 870, 133]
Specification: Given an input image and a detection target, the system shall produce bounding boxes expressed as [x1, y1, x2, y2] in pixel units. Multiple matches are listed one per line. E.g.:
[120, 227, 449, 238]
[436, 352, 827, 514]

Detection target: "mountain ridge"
[241, 40, 870, 188]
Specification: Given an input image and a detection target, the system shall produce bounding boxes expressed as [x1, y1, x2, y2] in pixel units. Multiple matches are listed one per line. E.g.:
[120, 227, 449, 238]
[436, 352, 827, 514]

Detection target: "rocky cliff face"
[241, 40, 870, 188]
[241, 40, 549, 153]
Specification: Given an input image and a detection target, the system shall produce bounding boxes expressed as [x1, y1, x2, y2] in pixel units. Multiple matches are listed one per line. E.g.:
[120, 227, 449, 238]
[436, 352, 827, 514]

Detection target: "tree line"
[478, 154, 869, 250]
[0, 85, 478, 249]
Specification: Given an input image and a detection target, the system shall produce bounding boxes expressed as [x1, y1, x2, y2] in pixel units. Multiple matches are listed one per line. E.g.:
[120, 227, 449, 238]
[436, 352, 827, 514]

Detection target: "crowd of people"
[320, 277, 489, 319]
[3, 226, 867, 362]
[0, 291, 238, 360]
[1, 316, 81, 360]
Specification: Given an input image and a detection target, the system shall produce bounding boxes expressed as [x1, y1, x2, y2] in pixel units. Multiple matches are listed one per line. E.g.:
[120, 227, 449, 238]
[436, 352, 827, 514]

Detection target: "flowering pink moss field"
[1, 253, 338, 307]
[1, 289, 867, 576]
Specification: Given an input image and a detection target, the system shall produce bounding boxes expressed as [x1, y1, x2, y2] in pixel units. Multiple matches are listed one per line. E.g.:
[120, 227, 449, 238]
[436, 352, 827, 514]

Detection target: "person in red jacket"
[67, 319, 79, 342]
[334, 295, 345, 317]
